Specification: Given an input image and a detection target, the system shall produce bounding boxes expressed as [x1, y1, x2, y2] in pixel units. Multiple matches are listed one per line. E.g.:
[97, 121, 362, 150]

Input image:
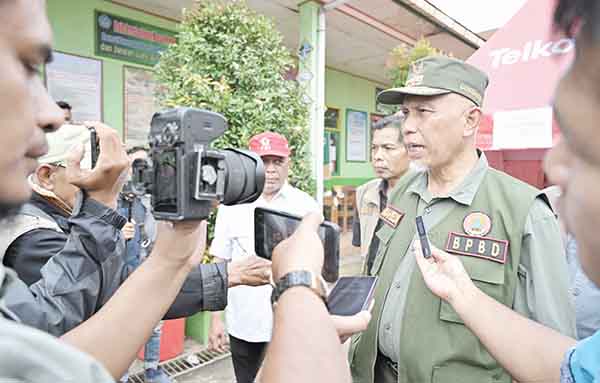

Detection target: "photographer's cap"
[249, 132, 290, 158]
[38, 124, 93, 170]
[377, 56, 489, 107]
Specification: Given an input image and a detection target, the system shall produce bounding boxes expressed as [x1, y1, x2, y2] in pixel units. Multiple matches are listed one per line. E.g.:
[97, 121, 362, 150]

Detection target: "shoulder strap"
[0, 204, 63, 259]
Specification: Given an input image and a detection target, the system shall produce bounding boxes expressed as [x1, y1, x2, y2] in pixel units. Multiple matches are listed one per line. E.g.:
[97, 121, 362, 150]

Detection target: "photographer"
[0, 123, 272, 336]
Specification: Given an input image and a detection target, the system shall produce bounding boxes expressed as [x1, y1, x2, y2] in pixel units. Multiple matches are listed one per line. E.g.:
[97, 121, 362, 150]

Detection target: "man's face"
[401, 94, 475, 170]
[262, 155, 289, 196]
[36, 164, 79, 208]
[371, 126, 409, 181]
[545, 39, 600, 286]
[0, 0, 63, 210]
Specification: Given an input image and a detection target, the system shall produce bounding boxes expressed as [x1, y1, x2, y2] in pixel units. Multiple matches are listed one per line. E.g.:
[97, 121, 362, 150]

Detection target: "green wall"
[325, 67, 385, 188]
[47, 0, 177, 134]
[47, 0, 385, 185]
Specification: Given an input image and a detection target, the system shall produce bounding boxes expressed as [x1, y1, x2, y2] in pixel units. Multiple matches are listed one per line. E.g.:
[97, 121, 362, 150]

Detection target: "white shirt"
[210, 183, 319, 342]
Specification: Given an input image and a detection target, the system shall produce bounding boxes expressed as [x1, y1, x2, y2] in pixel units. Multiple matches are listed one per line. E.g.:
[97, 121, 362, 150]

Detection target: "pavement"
[129, 232, 363, 383]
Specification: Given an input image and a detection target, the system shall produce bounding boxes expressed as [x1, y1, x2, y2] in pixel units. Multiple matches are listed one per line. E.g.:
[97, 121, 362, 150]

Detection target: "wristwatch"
[271, 270, 329, 307]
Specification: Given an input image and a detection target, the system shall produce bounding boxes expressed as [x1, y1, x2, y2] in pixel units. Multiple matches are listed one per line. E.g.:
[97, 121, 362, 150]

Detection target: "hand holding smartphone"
[254, 207, 340, 282]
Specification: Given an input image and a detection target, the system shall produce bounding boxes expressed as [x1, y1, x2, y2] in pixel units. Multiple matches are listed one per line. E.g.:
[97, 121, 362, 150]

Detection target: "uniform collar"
[408, 150, 489, 206]
[364, 179, 386, 206]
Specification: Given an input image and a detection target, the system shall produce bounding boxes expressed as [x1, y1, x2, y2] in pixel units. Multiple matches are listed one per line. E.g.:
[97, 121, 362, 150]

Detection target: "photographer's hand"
[271, 212, 324, 281]
[65, 122, 129, 209]
[262, 212, 352, 383]
[227, 256, 272, 287]
[152, 220, 207, 270]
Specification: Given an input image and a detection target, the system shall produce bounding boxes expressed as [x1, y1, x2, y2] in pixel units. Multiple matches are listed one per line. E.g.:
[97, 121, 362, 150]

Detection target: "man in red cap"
[208, 131, 319, 383]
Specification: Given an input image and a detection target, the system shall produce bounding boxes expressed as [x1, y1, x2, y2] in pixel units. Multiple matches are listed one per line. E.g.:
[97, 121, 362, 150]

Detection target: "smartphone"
[416, 215, 432, 258]
[327, 276, 378, 316]
[254, 207, 340, 282]
[89, 127, 100, 169]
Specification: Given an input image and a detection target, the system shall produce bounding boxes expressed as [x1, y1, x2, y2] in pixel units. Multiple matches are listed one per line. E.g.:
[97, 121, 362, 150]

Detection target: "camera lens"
[221, 149, 265, 205]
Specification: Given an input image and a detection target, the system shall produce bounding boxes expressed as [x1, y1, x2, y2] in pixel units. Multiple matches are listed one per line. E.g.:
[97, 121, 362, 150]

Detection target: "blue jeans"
[144, 321, 163, 370]
[120, 321, 163, 382]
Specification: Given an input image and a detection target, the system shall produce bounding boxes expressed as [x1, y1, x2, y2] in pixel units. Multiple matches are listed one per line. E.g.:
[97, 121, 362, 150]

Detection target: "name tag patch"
[445, 232, 508, 264]
[379, 206, 404, 228]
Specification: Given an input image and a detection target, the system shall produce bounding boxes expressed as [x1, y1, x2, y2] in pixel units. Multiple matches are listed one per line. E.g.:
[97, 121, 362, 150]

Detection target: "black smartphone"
[416, 215, 432, 258]
[254, 207, 340, 282]
[89, 127, 100, 169]
[327, 276, 378, 316]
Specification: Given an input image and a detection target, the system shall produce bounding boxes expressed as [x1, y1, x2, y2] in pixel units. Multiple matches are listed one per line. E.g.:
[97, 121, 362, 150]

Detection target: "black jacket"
[2, 192, 227, 336]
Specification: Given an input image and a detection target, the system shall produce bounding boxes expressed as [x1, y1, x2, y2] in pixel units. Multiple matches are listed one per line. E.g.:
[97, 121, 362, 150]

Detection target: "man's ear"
[464, 106, 482, 138]
[35, 165, 55, 190]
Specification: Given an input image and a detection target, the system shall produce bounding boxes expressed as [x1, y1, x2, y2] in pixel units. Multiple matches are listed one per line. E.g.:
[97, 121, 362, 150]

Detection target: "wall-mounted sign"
[346, 109, 368, 162]
[95, 11, 176, 66]
[45, 51, 103, 122]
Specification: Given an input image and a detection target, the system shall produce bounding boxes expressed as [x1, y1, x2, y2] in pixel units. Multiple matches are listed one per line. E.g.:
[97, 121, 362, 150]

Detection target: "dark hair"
[126, 146, 148, 155]
[554, 0, 600, 38]
[56, 101, 72, 110]
[371, 113, 404, 142]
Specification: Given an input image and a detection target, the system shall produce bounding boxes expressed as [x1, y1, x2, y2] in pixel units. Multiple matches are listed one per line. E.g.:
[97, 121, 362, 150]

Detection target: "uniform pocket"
[440, 256, 506, 324]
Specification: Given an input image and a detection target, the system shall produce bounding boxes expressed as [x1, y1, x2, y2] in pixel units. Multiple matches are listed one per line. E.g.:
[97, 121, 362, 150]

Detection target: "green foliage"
[154, 0, 313, 196]
[386, 38, 445, 87]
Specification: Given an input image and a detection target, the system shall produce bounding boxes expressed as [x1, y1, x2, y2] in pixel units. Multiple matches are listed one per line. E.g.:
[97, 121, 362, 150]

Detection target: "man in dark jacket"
[1, 125, 272, 336]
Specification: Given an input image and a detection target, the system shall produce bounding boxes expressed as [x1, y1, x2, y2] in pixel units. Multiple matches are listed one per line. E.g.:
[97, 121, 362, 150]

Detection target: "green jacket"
[350, 167, 542, 383]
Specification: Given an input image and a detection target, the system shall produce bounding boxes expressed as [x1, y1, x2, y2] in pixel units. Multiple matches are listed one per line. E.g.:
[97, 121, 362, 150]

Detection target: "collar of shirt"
[362, 179, 387, 208]
[257, 182, 292, 205]
[407, 150, 489, 206]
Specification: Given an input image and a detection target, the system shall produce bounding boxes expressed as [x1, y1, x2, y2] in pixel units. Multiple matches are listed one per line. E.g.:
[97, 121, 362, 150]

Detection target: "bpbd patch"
[445, 232, 508, 264]
[379, 206, 404, 228]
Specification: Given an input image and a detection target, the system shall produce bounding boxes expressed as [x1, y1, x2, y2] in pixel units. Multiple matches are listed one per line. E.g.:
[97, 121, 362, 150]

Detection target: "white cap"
[38, 124, 93, 170]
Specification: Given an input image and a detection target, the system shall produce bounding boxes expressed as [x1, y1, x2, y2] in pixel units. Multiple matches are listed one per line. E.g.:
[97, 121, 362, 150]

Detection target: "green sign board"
[95, 11, 176, 66]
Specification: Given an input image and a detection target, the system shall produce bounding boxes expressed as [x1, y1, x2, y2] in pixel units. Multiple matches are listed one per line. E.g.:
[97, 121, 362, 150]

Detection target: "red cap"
[249, 132, 291, 158]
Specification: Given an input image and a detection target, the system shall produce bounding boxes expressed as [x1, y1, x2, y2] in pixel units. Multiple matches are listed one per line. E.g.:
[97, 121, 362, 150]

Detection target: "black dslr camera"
[132, 107, 265, 221]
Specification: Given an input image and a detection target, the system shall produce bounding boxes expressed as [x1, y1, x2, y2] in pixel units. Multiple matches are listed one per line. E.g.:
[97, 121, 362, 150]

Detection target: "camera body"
[132, 107, 265, 221]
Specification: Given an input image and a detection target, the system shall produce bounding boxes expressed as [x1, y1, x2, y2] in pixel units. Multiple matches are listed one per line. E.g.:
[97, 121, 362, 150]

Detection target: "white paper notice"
[492, 107, 553, 149]
[46, 52, 102, 122]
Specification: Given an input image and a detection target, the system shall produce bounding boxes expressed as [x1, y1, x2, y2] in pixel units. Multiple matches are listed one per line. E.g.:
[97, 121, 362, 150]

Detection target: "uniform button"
[573, 287, 581, 296]
[385, 323, 392, 331]
[424, 207, 432, 215]
[395, 281, 402, 288]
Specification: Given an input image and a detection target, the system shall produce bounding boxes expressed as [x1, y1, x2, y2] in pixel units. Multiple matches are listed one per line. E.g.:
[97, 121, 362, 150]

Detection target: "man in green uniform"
[349, 56, 576, 383]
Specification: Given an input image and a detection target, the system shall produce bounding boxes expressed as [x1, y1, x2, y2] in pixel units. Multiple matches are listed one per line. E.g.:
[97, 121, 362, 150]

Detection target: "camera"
[132, 107, 265, 221]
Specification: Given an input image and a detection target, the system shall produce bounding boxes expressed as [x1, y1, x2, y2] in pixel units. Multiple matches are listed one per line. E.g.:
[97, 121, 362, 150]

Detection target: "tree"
[154, 0, 313, 196]
[386, 38, 445, 87]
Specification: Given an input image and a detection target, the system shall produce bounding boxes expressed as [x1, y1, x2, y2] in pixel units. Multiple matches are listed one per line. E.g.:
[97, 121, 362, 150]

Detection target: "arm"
[513, 198, 576, 335]
[208, 255, 228, 352]
[413, 241, 576, 383]
[4, 228, 69, 286]
[261, 213, 351, 383]
[61, 220, 207, 379]
[3, 196, 127, 335]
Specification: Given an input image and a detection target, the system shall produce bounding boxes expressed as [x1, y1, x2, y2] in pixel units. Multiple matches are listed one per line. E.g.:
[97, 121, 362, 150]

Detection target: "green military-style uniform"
[349, 57, 575, 383]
